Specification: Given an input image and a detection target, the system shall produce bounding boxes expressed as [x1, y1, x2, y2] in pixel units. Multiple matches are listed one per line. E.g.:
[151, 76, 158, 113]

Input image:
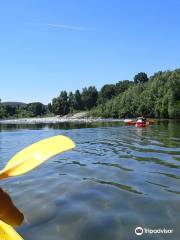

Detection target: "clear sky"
[0, 0, 180, 104]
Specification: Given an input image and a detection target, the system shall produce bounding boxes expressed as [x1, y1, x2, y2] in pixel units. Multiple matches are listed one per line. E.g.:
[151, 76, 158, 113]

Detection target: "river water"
[0, 121, 179, 240]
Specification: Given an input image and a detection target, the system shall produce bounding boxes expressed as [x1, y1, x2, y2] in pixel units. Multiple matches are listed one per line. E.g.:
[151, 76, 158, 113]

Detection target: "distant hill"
[2, 102, 27, 107]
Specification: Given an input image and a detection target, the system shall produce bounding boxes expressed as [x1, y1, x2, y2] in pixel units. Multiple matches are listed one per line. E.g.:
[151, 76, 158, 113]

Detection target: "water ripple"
[0, 122, 180, 239]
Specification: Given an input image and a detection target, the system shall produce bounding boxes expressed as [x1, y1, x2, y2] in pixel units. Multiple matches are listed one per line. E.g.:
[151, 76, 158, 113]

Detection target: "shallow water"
[0, 121, 180, 240]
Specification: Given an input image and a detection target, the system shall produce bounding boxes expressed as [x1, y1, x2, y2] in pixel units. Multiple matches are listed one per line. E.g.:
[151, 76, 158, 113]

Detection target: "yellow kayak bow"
[0, 220, 24, 240]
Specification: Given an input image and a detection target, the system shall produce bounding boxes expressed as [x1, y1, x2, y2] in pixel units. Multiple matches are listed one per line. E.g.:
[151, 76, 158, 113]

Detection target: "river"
[0, 121, 179, 240]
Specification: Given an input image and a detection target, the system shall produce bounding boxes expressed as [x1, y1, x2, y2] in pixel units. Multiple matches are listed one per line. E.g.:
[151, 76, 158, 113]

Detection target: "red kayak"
[124, 118, 153, 127]
[135, 121, 149, 128]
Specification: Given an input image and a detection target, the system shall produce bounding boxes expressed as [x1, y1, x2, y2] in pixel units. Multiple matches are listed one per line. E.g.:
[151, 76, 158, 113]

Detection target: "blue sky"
[0, 0, 180, 104]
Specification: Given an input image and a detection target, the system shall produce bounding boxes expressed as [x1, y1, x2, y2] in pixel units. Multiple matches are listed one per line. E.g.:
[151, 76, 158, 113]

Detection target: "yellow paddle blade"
[0, 220, 24, 240]
[0, 135, 75, 180]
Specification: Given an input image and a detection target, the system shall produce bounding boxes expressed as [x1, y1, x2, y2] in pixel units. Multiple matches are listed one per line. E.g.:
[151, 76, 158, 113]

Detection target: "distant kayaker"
[135, 116, 148, 127]
[137, 116, 146, 123]
[0, 188, 24, 226]
[142, 116, 147, 123]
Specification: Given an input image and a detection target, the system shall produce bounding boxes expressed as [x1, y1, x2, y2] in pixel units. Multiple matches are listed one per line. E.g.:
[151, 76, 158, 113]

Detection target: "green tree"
[52, 91, 69, 115]
[98, 84, 116, 103]
[74, 90, 83, 110]
[27, 102, 46, 116]
[91, 69, 180, 119]
[68, 92, 75, 113]
[134, 72, 149, 84]
[82, 86, 98, 110]
[47, 103, 52, 113]
[0, 99, 6, 119]
[4, 105, 16, 117]
[115, 80, 133, 95]
[52, 98, 60, 115]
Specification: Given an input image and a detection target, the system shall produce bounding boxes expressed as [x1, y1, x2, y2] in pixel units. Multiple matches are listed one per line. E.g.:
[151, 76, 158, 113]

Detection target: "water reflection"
[0, 122, 124, 131]
[83, 177, 143, 195]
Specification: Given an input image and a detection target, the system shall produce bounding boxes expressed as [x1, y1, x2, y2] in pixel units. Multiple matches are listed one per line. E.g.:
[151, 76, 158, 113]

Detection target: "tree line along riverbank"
[0, 69, 180, 120]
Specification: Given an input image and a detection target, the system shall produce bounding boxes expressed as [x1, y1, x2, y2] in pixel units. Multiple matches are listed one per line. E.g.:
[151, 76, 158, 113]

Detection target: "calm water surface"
[0, 121, 180, 240]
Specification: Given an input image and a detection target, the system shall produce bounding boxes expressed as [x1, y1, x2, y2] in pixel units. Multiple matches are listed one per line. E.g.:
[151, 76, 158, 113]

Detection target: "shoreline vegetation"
[1, 69, 180, 120]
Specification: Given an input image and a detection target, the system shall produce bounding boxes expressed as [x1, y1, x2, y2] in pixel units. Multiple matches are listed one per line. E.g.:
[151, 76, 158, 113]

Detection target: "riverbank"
[0, 112, 124, 124]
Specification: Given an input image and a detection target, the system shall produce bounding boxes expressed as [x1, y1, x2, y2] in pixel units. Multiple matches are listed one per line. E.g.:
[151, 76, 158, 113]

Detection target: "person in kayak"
[142, 116, 147, 123]
[0, 188, 24, 226]
[136, 116, 147, 123]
